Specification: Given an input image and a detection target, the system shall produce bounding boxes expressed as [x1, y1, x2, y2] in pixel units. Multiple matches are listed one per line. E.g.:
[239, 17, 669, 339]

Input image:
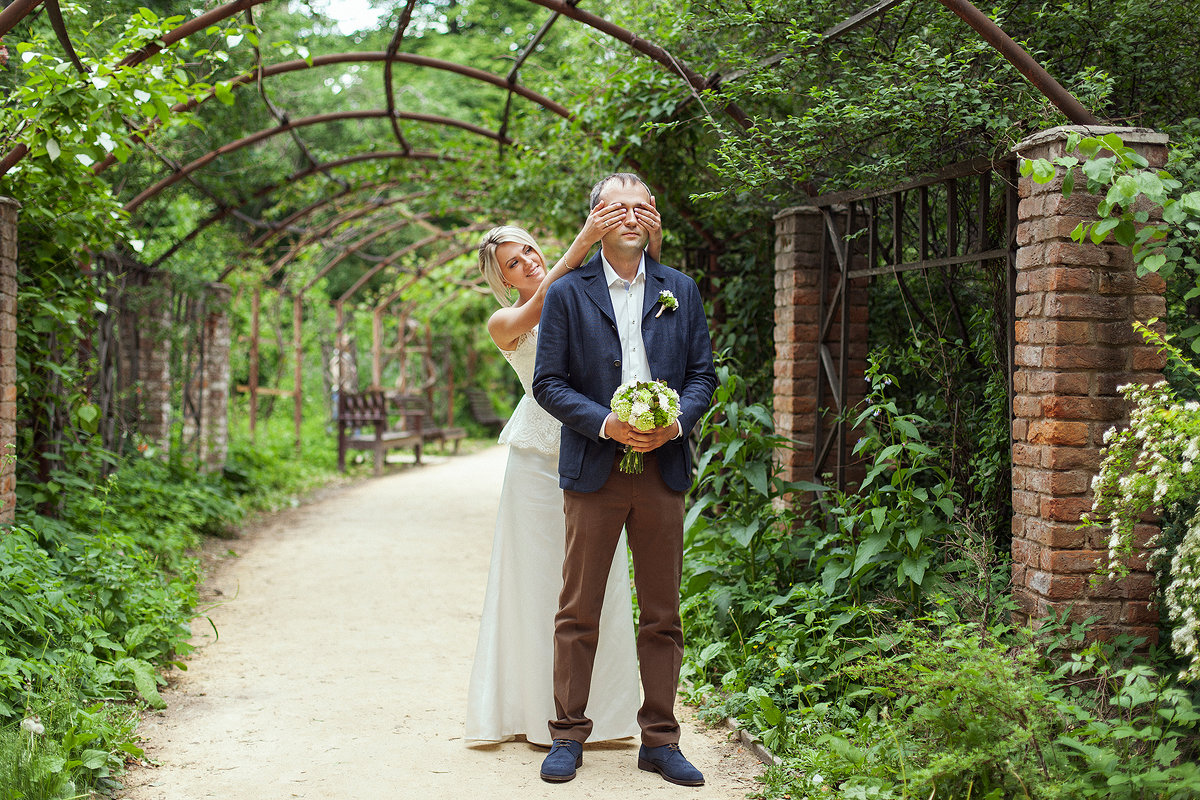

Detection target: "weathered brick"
[1028, 520, 1089, 549]
[1045, 549, 1104, 574]
[1028, 420, 1090, 446]
[1043, 241, 1118, 268]
[1042, 345, 1125, 370]
[1040, 495, 1092, 522]
[1097, 271, 1167, 296]
[1133, 295, 1167, 318]
[1090, 572, 1157, 600]
[1097, 371, 1161, 395]
[1021, 369, 1091, 395]
[1121, 601, 1159, 625]
[1132, 346, 1167, 371]
[1022, 267, 1099, 296]
[1012, 489, 1041, 515]
[1047, 469, 1092, 495]
[1045, 294, 1129, 320]
[1015, 293, 1044, 317]
[1012, 442, 1044, 467]
[1012, 395, 1042, 418]
[1011, 537, 1041, 567]
[1015, 243, 1048, 271]
[1027, 569, 1086, 600]
[1014, 344, 1044, 368]
[1044, 445, 1102, 471]
[1042, 396, 1126, 421]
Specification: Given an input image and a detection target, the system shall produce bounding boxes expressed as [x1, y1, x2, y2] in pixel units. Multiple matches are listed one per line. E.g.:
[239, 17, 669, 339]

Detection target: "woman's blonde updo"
[477, 226, 544, 307]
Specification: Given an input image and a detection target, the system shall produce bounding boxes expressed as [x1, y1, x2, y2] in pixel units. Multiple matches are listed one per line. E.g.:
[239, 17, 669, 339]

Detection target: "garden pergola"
[7, 0, 1165, 645]
[0, 0, 1100, 448]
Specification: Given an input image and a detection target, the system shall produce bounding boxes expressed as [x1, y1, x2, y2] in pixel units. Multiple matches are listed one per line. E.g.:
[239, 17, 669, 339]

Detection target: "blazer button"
[613, 359, 621, 368]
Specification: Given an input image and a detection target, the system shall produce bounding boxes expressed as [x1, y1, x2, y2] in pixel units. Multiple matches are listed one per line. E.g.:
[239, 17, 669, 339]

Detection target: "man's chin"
[605, 234, 648, 254]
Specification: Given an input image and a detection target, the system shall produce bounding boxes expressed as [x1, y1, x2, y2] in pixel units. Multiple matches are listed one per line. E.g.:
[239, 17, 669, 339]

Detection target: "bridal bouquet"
[610, 379, 681, 474]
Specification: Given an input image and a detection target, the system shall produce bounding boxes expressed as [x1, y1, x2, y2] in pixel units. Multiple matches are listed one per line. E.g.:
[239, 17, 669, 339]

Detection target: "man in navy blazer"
[532, 173, 717, 786]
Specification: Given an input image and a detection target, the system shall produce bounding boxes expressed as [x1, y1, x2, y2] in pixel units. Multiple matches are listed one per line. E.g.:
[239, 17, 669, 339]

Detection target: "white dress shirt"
[602, 250, 652, 385]
[597, 251, 681, 441]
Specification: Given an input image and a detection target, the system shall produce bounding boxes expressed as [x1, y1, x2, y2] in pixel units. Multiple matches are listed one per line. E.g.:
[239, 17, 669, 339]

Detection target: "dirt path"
[118, 445, 763, 799]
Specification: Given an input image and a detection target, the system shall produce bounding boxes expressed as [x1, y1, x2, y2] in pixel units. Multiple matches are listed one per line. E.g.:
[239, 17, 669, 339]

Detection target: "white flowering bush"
[1086, 328, 1200, 679]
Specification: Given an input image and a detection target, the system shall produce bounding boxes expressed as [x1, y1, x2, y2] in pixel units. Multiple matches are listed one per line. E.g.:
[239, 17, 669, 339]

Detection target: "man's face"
[597, 180, 654, 255]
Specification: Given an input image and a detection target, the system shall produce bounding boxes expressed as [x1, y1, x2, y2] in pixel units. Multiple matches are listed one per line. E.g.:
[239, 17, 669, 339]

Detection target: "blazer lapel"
[641, 257, 669, 373]
[642, 257, 668, 323]
[580, 253, 616, 327]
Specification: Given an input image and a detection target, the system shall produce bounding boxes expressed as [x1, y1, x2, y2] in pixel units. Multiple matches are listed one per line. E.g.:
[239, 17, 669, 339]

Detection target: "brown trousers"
[550, 452, 685, 747]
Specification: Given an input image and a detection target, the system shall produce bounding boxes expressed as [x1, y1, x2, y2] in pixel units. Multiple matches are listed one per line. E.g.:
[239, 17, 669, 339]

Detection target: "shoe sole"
[540, 755, 582, 783]
[638, 758, 705, 787]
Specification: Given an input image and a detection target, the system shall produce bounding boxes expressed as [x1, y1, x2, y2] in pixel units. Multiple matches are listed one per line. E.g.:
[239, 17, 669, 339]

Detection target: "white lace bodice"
[497, 328, 561, 456]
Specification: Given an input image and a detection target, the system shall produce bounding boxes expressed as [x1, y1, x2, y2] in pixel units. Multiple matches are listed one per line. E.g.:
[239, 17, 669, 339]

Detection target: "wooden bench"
[337, 390, 423, 475]
[391, 393, 467, 454]
[467, 388, 508, 432]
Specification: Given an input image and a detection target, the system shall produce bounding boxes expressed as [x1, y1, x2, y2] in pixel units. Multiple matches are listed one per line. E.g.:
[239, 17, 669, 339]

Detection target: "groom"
[532, 173, 717, 786]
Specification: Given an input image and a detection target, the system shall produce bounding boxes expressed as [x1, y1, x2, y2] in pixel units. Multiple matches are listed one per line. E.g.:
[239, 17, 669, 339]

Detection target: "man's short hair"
[589, 173, 651, 209]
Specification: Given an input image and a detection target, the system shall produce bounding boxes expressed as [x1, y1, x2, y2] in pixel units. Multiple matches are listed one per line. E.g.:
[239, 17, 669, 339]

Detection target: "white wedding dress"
[465, 327, 641, 746]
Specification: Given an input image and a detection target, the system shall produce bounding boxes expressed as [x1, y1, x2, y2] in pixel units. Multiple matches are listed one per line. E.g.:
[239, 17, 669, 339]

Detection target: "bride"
[466, 200, 662, 746]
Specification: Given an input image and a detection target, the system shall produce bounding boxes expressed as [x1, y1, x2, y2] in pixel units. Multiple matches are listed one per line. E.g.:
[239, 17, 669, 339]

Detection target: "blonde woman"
[466, 200, 662, 746]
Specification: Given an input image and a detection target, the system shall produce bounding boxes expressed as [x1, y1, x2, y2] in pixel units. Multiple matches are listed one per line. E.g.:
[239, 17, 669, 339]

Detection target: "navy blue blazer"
[532, 251, 717, 493]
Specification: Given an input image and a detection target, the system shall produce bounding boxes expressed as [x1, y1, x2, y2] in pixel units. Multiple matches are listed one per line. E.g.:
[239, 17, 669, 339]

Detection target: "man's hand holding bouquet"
[608, 379, 681, 473]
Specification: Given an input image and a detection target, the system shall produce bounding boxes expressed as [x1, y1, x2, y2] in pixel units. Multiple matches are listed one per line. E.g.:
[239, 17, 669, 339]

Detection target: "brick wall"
[1011, 126, 1169, 641]
[773, 205, 869, 492]
[0, 198, 17, 524]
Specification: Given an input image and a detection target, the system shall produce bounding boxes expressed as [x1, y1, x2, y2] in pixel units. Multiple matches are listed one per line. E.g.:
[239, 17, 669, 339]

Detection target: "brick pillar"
[183, 283, 232, 472]
[1011, 125, 1169, 642]
[773, 206, 869, 496]
[0, 198, 17, 524]
[138, 293, 174, 451]
[200, 283, 231, 472]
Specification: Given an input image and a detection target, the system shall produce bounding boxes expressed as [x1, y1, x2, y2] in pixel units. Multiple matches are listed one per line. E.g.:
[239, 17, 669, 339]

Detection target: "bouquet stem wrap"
[609, 379, 681, 474]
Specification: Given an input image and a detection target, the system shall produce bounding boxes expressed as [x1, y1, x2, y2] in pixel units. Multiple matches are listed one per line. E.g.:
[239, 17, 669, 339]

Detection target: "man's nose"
[622, 208, 638, 226]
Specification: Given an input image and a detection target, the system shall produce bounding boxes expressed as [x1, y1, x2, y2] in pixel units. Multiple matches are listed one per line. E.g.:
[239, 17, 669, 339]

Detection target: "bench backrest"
[338, 390, 388, 425]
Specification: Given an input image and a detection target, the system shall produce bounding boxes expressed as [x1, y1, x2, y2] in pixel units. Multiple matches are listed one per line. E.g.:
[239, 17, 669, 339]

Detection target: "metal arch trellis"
[2, 0, 767, 266]
[120, 111, 455, 213]
[0, 0, 1103, 465]
[803, 156, 1021, 492]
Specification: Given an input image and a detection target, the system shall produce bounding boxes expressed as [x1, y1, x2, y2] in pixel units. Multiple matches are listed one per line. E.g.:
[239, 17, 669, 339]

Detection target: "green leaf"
[729, 522, 758, 549]
[744, 462, 768, 496]
[214, 82, 235, 105]
[118, 657, 166, 709]
[684, 492, 714, 534]
[1091, 217, 1119, 243]
[901, 555, 927, 586]
[1112, 219, 1137, 247]
[80, 749, 109, 770]
[853, 530, 890, 574]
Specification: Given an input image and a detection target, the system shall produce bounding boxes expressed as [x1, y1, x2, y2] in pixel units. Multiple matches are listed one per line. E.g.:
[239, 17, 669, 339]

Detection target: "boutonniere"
[655, 290, 678, 318]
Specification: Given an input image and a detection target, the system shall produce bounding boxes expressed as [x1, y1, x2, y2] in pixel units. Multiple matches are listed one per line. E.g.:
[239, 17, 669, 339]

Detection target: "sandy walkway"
[118, 445, 763, 799]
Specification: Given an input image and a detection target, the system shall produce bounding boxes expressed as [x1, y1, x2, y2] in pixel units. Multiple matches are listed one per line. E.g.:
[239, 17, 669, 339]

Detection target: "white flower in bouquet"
[610, 379, 681, 473]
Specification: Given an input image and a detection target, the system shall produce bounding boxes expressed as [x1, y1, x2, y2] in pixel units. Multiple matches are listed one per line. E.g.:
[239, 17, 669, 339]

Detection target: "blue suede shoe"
[638, 743, 705, 786]
[540, 739, 583, 783]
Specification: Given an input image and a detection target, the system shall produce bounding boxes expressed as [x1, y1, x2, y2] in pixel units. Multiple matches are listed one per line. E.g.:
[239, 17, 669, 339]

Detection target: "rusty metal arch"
[250, 181, 426, 249]
[261, 195, 441, 277]
[122, 109, 504, 212]
[336, 223, 494, 310]
[281, 208, 489, 292]
[91, 50, 572, 177]
[167, 153, 444, 274]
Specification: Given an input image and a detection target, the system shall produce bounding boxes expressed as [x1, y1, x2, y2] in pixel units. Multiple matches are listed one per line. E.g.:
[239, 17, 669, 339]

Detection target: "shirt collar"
[601, 249, 646, 289]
